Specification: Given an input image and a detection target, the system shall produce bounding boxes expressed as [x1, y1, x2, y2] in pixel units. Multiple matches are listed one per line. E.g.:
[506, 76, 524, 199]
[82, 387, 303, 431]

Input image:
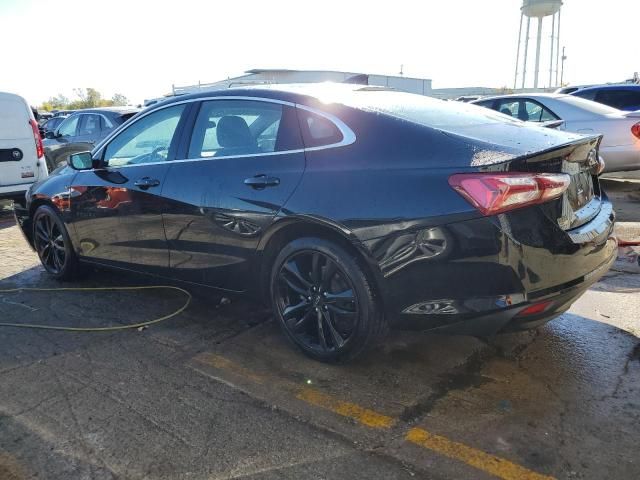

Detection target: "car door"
[70, 103, 189, 273]
[161, 98, 305, 290]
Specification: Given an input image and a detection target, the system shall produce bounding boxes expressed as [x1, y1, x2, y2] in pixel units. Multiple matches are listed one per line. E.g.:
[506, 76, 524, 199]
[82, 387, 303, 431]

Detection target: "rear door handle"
[134, 177, 161, 189]
[244, 174, 280, 189]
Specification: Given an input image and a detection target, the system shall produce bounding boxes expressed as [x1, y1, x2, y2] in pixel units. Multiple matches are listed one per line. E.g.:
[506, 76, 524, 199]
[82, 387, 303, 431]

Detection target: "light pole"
[560, 47, 567, 86]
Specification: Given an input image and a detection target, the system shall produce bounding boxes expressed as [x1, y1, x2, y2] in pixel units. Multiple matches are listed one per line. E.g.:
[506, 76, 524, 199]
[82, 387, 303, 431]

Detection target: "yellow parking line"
[192, 353, 556, 480]
[193, 352, 265, 384]
[297, 387, 395, 429]
[406, 428, 555, 480]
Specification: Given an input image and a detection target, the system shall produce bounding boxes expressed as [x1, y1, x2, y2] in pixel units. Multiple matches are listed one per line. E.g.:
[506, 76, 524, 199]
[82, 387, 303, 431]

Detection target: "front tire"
[270, 237, 384, 363]
[32, 205, 80, 281]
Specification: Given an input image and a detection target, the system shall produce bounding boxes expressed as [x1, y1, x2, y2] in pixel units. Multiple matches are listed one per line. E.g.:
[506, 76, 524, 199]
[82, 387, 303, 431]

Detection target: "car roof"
[149, 83, 391, 110]
[70, 107, 140, 116]
[473, 92, 567, 102]
[575, 84, 640, 92]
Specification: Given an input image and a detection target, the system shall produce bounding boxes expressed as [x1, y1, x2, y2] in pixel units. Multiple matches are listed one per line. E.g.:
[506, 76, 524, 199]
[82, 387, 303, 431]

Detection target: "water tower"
[513, 0, 563, 89]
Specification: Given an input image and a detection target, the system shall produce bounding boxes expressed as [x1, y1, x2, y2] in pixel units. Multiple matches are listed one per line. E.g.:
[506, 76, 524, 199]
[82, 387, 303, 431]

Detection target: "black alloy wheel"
[271, 237, 383, 362]
[32, 205, 79, 280]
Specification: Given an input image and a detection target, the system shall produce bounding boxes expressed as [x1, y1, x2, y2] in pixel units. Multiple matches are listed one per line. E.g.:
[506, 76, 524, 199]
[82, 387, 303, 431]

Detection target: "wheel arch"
[26, 199, 66, 248]
[256, 217, 385, 309]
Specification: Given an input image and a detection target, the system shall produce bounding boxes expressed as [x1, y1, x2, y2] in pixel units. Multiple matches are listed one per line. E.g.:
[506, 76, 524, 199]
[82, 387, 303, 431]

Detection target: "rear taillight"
[515, 300, 554, 317]
[28, 119, 44, 159]
[448, 172, 571, 216]
[632, 122, 640, 140]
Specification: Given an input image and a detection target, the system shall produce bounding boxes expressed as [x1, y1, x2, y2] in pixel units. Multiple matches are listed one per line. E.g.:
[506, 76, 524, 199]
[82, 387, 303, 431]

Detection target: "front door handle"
[134, 177, 161, 189]
[244, 174, 280, 189]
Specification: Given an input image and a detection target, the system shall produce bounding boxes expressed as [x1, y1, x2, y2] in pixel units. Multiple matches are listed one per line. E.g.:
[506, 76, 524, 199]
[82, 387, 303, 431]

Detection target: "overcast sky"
[1, 0, 637, 105]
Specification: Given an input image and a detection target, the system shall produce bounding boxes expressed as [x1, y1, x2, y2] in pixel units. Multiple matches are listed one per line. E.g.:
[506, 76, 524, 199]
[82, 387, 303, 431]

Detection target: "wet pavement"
[0, 181, 639, 479]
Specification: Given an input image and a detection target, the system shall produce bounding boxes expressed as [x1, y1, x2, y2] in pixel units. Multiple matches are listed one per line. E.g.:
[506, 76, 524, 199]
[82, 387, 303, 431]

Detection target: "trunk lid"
[493, 135, 603, 231]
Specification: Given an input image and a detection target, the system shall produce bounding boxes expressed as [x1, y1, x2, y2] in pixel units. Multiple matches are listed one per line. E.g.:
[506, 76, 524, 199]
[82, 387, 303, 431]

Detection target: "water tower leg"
[549, 13, 556, 88]
[555, 10, 562, 86]
[522, 17, 531, 89]
[533, 17, 543, 88]
[514, 12, 524, 89]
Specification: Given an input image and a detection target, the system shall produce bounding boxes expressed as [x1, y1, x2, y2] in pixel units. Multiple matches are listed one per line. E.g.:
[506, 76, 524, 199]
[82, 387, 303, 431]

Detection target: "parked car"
[43, 107, 139, 170]
[51, 109, 76, 117]
[472, 93, 640, 172]
[570, 85, 640, 112]
[15, 84, 616, 362]
[0, 91, 48, 204]
[39, 115, 67, 138]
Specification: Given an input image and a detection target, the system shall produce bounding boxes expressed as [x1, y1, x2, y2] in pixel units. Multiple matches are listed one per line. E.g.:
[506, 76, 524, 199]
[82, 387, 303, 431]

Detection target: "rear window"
[557, 95, 621, 115]
[0, 97, 30, 139]
[340, 90, 521, 131]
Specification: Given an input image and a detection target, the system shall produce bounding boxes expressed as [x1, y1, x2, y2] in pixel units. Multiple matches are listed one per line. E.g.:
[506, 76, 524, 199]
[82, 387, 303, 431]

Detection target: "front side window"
[188, 100, 284, 159]
[57, 115, 80, 137]
[103, 104, 185, 167]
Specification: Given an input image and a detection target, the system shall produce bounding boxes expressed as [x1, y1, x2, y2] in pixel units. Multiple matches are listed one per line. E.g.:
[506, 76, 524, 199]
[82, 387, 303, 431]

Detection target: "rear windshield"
[558, 95, 621, 115]
[340, 90, 521, 130]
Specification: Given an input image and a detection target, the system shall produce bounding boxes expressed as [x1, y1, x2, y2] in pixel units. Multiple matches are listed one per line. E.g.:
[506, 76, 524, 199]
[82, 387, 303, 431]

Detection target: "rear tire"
[32, 205, 81, 281]
[270, 237, 384, 363]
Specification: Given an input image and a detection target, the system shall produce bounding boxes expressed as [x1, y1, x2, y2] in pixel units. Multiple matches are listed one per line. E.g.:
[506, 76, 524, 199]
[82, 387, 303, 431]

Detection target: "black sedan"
[15, 84, 617, 362]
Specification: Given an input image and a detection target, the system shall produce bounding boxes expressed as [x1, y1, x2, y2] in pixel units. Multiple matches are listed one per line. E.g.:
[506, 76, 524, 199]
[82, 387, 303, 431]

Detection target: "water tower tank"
[522, 0, 562, 17]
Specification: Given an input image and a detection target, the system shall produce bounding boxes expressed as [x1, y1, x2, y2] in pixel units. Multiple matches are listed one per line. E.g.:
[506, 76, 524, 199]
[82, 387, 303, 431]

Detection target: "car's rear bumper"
[366, 199, 617, 336]
[13, 203, 34, 249]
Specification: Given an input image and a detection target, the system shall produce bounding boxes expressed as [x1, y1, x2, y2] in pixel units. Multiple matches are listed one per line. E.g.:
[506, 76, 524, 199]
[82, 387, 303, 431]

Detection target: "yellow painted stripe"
[296, 387, 395, 429]
[406, 428, 555, 480]
[193, 353, 265, 384]
[192, 353, 555, 480]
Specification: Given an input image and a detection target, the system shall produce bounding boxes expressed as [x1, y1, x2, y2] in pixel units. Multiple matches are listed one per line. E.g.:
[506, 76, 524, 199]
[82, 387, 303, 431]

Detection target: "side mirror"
[45, 130, 56, 139]
[68, 152, 93, 170]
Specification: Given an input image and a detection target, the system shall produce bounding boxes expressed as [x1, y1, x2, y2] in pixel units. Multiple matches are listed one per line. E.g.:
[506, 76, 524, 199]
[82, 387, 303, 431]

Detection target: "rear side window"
[78, 114, 101, 135]
[594, 90, 640, 110]
[573, 89, 597, 101]
[187, 100, 300, 159]
[298, 110, 343, 148]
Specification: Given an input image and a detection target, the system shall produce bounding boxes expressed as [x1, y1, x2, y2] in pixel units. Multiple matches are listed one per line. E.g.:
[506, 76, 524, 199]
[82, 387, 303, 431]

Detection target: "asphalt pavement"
[0, 179, 638, 480]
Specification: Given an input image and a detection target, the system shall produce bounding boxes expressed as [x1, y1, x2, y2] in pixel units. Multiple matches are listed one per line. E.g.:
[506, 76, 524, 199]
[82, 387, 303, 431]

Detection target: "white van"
[0, 91, 48, 205]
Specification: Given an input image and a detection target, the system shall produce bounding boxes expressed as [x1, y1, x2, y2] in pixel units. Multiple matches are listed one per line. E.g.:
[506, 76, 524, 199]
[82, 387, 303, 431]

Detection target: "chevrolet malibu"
[15, 84, 617, 362]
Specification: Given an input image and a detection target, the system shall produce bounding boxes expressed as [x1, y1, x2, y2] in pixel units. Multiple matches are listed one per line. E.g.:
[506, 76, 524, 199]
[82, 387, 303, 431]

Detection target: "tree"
[41, 94, 71, 111]
[111, 93, 129, 106]
[39, 88, 129, 110]
[69, 88, 103, 108]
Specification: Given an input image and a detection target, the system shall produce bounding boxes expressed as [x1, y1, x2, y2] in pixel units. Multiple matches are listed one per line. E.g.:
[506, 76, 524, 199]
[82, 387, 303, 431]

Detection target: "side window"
[57, 115, 80, 137]
[103, 104, 185, 167]
[524, 101, 558, 122]
[596, 90, 640, 110]
[573, 89, 597, 101]
[78, 114, 101, 136]
[187, 100, 285, 159]
[100, 115, 114, 130]
[298, 110, 343, 148]
[496, 100, 519, 118]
